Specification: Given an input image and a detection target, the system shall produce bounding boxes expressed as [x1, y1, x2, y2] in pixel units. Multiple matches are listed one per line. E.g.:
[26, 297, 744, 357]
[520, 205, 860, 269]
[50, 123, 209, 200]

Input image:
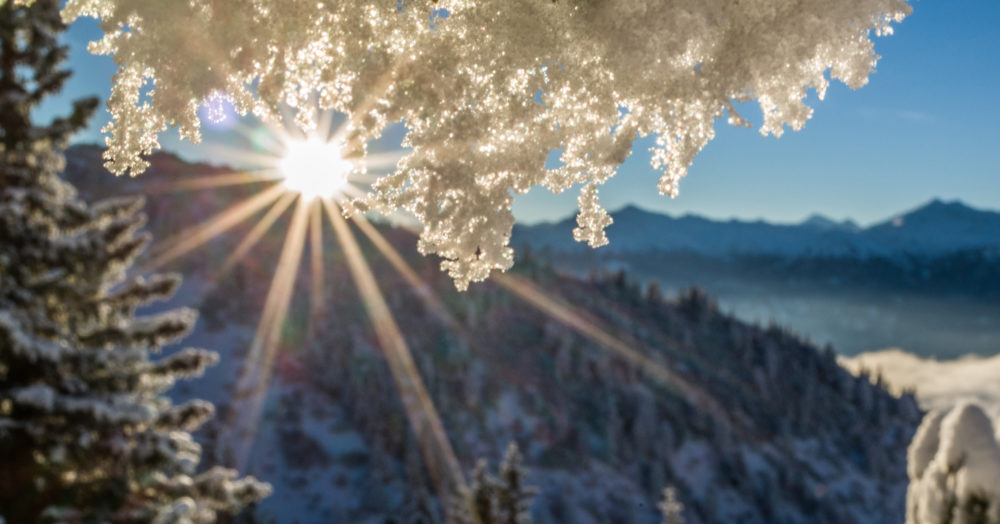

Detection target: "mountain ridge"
[513, 199, 1000, 258]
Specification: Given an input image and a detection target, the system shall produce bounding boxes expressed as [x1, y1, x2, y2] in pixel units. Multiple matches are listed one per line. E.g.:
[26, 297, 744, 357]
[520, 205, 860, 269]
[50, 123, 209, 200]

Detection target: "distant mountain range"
[512, 199, 1000, 358]
[513, 200, 1000, 259]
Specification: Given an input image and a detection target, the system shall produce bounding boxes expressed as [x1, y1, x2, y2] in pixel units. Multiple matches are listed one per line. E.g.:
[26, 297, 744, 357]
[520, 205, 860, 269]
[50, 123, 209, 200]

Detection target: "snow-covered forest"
[2, 0, 1000, 522]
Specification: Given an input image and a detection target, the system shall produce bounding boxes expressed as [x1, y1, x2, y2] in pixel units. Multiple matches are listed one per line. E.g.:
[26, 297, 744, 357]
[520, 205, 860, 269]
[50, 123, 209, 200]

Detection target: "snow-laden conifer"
[0, 0, 270, 520]
[659, 485, 685, 524]
[45, 0, 909, 288]
[454, 443, 536, 524]
[496, 443, 535, 524]
[906, 403, 1000, 524]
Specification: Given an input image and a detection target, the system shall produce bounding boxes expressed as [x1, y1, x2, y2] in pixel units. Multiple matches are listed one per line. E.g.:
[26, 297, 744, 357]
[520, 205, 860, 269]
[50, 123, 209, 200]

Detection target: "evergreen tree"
[0, 0, 269, 521]
[465, 460, 498, 524]
[495, 443, 535, 524]
[454, 443, 536, 524]
[659, 486, 685, 524]
[906, 403, 1000, 524]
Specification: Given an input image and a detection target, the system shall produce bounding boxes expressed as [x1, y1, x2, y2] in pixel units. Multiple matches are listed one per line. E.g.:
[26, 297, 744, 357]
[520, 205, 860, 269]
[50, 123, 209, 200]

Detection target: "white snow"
[62, 0, 909, 288]
[906, 411, 943, 480]
[0, 311, 65, 362]
[13, 384, 56, 411]
[937, 404, 1000, 500]
[906, 403, 1000, 524]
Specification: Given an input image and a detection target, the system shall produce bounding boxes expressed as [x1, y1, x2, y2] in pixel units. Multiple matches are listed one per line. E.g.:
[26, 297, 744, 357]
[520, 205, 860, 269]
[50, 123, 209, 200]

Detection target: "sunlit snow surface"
[904, 403, 1000, 524]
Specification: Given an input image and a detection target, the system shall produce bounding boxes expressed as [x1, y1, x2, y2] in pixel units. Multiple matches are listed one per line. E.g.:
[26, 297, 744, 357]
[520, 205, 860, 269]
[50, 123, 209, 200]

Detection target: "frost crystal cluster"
[58, 0, 908, 288]
[906, 403, 1000, 524]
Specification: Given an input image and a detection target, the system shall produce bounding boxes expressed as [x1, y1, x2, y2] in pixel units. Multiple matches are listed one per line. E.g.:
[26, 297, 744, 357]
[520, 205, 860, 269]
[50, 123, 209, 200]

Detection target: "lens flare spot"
[199, 91, 237, 130]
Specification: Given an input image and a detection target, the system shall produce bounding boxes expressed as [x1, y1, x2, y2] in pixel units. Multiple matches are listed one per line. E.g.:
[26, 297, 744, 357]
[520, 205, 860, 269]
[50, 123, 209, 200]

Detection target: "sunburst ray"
[144, 183, 285, 271]
[197, 142, 285, 169]
[307, 201, 325, 336]
[493, 272, 736, 430]
[145, 169, 283, 194]
[215, 192, 299, 278]
[352, 215, 463, 334]
[227, 198, 311, 469]
[323, 200, 468, 512]
[153, 103, 489, 511]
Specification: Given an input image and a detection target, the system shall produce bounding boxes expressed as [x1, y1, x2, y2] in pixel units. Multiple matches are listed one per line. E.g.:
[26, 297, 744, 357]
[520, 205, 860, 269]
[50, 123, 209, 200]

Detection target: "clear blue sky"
[43, 0, 1000, 226]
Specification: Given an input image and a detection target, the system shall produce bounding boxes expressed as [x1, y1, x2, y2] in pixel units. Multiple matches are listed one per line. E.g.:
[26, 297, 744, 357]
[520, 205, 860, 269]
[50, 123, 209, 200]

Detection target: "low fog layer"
[842, 349, 1000, 423]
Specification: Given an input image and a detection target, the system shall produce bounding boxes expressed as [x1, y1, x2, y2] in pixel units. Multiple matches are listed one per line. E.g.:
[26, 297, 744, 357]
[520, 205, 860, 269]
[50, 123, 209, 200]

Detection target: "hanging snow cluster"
[906, 403, 1000, 524]
[53, 0, 907, 288]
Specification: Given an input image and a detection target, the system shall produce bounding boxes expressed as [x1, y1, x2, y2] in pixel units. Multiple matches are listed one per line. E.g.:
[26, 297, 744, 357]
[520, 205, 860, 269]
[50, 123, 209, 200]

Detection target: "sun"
[278, 136, 352, 200]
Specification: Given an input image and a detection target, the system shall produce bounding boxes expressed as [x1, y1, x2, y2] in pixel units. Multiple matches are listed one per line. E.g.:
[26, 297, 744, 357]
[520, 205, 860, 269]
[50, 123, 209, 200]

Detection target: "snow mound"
[906, 402, 1000, 524]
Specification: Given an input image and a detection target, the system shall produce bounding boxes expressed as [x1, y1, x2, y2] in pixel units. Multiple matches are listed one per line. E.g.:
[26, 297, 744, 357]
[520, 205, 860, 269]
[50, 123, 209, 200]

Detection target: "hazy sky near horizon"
[42, 0, 1000, 226]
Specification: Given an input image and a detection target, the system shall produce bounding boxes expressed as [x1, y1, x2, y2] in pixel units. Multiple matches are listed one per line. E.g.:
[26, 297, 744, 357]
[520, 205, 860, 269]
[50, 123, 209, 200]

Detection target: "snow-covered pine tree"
[466, 459, 499, 524]
[659, 485, 685, 524]
[906, 403, 1000, 524]
[0, 0, 270, 521]
[454, 443, 536, 524]
[495, 443, 535, 524]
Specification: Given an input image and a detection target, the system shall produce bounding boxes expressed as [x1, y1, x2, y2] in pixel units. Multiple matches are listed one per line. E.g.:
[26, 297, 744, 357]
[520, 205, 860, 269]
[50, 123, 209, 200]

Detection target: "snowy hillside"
[63, 146, 923, 523]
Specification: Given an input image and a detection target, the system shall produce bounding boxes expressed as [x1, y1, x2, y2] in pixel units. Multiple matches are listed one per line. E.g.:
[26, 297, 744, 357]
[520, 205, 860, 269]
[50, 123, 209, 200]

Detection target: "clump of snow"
[0, 311, 64, 362]
[906, 402, 1000, 524]
[938, 405, 1000, 503]
[151, 497, 204, 524]
[60, 0, 909, 289]
[12, 384, 55, 411]
[907, 410, 943, 481]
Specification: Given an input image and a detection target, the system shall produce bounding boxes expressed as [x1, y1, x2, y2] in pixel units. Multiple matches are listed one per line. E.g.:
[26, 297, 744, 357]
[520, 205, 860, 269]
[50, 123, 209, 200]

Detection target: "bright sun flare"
[149, 113, 700, 501]
[278, 137, 351, 200]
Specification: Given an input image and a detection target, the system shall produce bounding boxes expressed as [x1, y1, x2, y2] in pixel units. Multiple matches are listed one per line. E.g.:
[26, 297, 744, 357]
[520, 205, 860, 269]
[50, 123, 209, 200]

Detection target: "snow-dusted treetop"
[906, 403, 1000, 524]
[56, 0, 908, 288]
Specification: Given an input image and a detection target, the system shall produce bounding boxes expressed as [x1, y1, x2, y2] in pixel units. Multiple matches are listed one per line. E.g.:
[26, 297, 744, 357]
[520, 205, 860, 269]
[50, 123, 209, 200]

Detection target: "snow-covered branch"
[63, 0, 908, 288]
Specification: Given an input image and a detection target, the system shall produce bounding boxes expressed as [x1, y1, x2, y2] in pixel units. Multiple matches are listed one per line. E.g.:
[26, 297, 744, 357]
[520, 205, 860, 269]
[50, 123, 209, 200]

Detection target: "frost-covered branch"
[62, 0, 908, 288]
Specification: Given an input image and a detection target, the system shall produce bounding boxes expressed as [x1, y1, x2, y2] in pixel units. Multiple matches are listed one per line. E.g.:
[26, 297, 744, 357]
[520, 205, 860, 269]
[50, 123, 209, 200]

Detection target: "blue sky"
[43, 0, 1000, 226]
